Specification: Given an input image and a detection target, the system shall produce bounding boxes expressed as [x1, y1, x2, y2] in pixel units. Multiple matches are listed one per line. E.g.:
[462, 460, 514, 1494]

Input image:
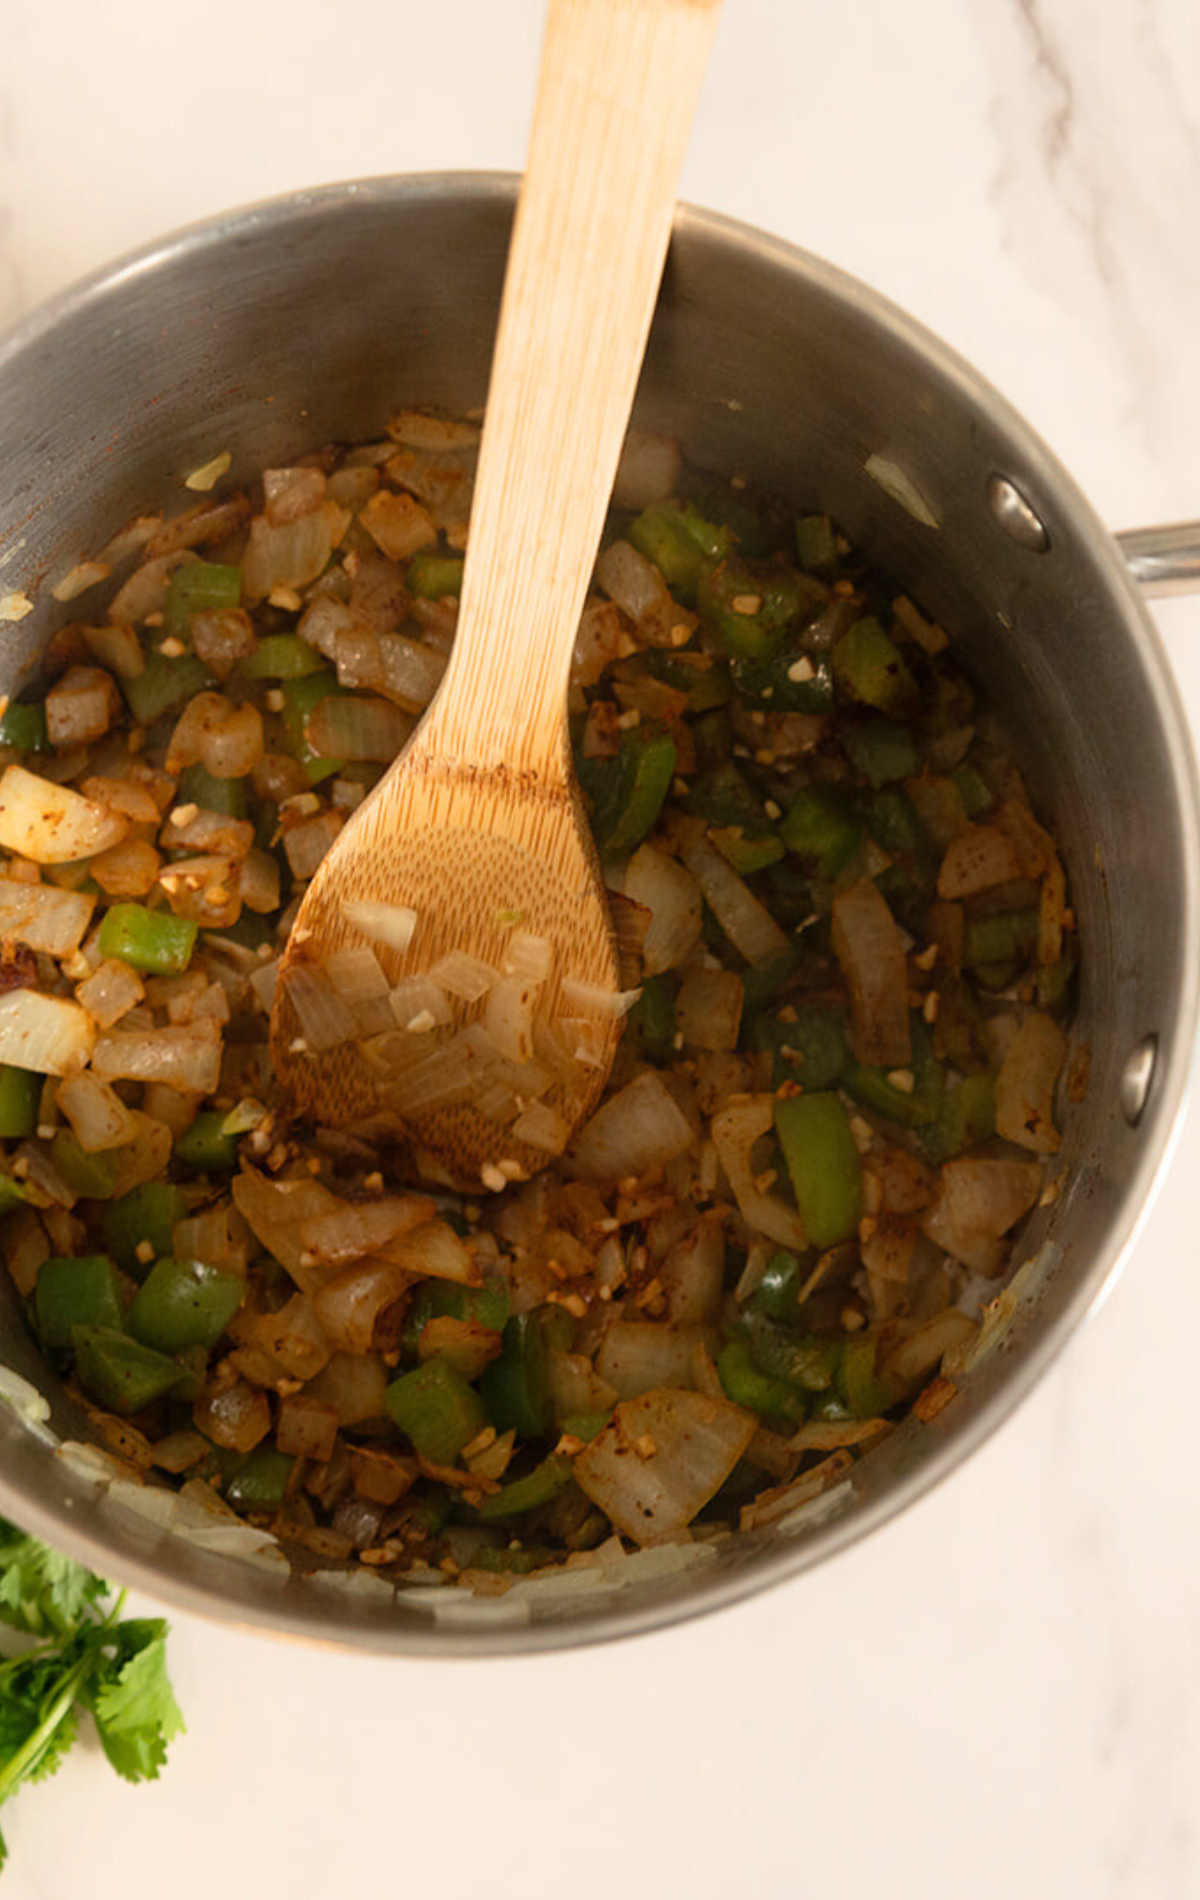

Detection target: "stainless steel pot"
[1, 174, 1197, 1654]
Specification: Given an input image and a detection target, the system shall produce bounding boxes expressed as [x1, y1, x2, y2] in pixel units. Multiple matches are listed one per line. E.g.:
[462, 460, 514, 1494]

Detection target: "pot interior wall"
[0, 178, 1193, 1649]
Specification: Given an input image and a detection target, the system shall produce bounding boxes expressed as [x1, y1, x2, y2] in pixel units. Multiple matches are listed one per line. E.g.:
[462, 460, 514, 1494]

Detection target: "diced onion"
[558, 976, 640, 1019]
[675, 966, 744, 1053]
[574, 1388, 756, 1546]
[0, 766, 129, 864]
[389, 977, 452, 1031]
[301, 1194, 435, 1269]
[380, 1218, 477, 1286]
[312, 1259, 414, 1355]
[937, 824, 1026, 899]
[0, 990, 95, 1076]
[305, 694, 412, 762]
[711, 1096, 808, 1251]
[73, 959, 144, 1029]
[571, 1071, 695, 1180]
[0, 879, 94, 955]
[994, 1011, 1066, 1155]
[358, 489, 437, 562]
[326, 945, 393, 1033]
[231, 1168, 346, 1292]
[595, 539, 674, 622]
[55, 1072, 137, 1153]
[510, 1101, 571, 1154]
[920, 1157, 1044, 1275]
[92, 1020, 222, 1093]
[82, 623, 145, 679]
[676, 826, 789, 966]
[503, 931, 553, 982]
[484, 976, 539, 1063]
[241, 502, 340, 600]
[334, 629, 447, 710]
[612, 431, 682, 509]
[621, 845, 703, 975]
[284, 962, 357, 1054]
[595, 1322, 706, 1398]
[831, 878, 911, 1068]
[428, 951, 499, 1001]
[282, 811, 343, 881]
[345, 899, 418, 954]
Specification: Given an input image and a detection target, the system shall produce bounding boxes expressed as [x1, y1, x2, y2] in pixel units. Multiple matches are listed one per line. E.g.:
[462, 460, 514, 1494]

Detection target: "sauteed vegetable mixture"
[0, 415, 1075, 1583]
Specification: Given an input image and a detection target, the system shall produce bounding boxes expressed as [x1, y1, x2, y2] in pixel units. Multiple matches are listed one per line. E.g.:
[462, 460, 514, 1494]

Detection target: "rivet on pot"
[1119, 1035, 1158, 1126]
[988, 474, 1050, 551]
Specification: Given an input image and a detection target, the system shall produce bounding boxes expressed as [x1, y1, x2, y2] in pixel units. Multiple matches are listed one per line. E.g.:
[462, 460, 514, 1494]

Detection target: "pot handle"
[1116, 522, 1200, 597]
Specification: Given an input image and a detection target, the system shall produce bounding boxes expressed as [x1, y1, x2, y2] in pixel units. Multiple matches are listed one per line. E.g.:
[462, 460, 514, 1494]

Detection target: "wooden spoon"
[271, 0, 721, 1189]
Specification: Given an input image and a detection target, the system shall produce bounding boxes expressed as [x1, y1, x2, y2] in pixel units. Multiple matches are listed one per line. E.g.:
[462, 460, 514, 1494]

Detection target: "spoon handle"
[423, 0, 721, 777]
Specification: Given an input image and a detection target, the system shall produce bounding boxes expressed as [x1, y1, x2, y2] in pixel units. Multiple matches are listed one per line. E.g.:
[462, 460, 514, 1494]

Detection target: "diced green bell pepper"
[923, 1070, 997, 1163]
[402, 1277, 510, 1355]
[778, 786, 863, 881]
[279, 668, 348, 786]
[97, 902, 197, 976]
[475, 1453, 574, 1521]
[71, 1325, 187, 1415]
[739, 943, 802, 1015]
[0, 700, 49, 752]
[729, 645, 835, 713]
[751, 1007, 849, 1092]
[165, 561, 242, 640]
[684, 478, 772, 558]
[127, 1257, 245, 1354]
[686, 761, 768, 835]
[627, 501, 731, 603]
[835, 1333, 902, 1418]
[964, 908, 1039, 969]
[698, 561, 818, 661]
[832, 617, 919, 716]
[950, 763, 994, 818]
[614, 649, 732, 712]
[842, 717, 919, 785]
[223, 1448, 295, 1509]
[577, 730, 676, 861]
[746, 1250, 806, 1321]
[234, 633, 326, 681]
[176, 761, 248, 818]
[406, 551, 465, 600]
[843, 1016, 944, 1129]
[774, 1090, 863, 1250]
[743, 1315, 837, 1392]
[174, 1111, 239, 1175]
[558, 1411, 612, 1444]
[50, 1132, 119, 1201]
[709, 825, 785, 876]
[121, 651, 213, 726]
[103, 1182, 188, 1276]
[633, 973, 677, 1061]
[0, 1173, 28, 1216]
[0, 1065, 41, 1139]
[385, 1357, 488, 1465]
[718, 1337, 808, 1425]
[795, 513, 839, 573]
[479, 1311, 554, 1441]
[35, 1255, 124, 1351]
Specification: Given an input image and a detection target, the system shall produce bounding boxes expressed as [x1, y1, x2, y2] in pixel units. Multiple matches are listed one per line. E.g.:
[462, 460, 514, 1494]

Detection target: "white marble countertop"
[2, 2, 1199, 1895]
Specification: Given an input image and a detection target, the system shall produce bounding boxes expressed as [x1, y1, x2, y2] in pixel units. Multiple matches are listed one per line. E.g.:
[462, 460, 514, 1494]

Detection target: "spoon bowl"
[270, 0, 720, 1184]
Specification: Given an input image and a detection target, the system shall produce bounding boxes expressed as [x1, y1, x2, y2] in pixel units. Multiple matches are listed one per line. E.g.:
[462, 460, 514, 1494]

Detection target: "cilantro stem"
[0, 1654, 92, 1806]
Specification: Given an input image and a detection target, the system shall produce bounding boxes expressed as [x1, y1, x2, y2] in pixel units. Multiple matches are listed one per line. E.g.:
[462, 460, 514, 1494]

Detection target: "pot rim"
[1, 171, 1197, 1655]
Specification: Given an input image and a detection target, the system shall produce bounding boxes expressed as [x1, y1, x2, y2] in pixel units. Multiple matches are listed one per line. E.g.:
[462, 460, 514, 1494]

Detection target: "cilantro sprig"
[0, 1518, 183, 1870]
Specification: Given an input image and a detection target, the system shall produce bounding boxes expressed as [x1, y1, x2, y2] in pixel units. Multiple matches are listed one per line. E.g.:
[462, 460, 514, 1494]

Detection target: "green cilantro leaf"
[0, 1522, 107, 1638]
[87, 1620, 185, 1784]
[0, 1522, 183, 1866]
